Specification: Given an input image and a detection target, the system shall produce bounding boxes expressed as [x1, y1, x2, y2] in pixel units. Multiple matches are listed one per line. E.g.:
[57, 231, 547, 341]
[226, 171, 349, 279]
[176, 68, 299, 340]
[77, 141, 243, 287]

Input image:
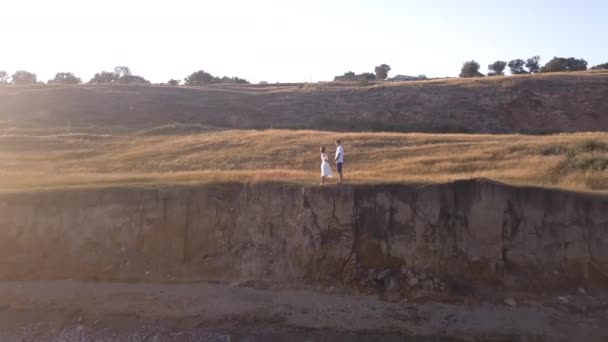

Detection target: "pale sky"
[2, 0, 607, 83]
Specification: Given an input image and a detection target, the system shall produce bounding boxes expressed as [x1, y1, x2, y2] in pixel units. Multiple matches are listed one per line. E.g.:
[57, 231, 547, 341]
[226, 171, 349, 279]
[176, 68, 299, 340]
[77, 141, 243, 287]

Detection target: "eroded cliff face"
[0, 180, 607, 291]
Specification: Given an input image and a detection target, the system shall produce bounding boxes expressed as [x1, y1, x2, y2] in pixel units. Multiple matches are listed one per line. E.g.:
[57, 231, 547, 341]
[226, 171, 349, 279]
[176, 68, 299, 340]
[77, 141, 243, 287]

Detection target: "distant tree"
[525, 56, 541, 73]
[541, 57, 588, 72]
[113, 66, 149, 84]
[89, 71, 119, 84]
[360, 72, 376, 80]
[374, 64, 391, 80]
[358, 78, 370, 86]
[459, 60, 484, 78]
[334, 71, 376, 82]
[219, 76, 232, 83]
[167, 79, 180, 86]
[184, 70, 216, 86]
[11, 70, 37, 84]
[508, 59, 528, 74]
[343, 71, 356, 79]
[417, 74, 428, 80]
[591, 62, 608, 70]
[487, 61, 507, 76]
[49, 72, 82, 84]
[216, 76, 249, 84]
[0, 70, 9, 84]
[259, 81, 268, 84]
[89, 67, 148, 84]
[232, 77, 249, 84]
[114, 66, 132, 78]
[117, 74, 150, 84]
[566, 57, 588, 71]
[540, 57, 568, 72]
[334, 71, 357, 81]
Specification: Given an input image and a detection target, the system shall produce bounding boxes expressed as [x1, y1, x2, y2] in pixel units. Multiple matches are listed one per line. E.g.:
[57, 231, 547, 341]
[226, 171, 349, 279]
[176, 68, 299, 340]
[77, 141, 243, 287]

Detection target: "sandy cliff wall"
[0, 180, 607, 291]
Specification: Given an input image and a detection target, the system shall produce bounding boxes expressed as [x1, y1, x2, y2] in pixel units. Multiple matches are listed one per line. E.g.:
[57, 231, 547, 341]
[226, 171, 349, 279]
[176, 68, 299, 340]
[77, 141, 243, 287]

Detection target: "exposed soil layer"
[1, 179, 607, 295]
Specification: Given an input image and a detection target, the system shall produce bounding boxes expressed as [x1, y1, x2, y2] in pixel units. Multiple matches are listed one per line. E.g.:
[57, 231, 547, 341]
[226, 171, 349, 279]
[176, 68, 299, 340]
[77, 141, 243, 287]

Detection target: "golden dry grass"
[2, 129, 608, 191]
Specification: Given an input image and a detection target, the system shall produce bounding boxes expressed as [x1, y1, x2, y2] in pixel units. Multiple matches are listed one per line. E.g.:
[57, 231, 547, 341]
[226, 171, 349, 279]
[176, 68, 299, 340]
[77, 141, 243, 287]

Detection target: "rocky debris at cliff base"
[377, 268, 392, 281]
[1, 280, 607, 342]
[400, 267, 447, 293]
[504, 298, 517, 307]
[350, 266, 452, 303]
[229, 279, 273, 290]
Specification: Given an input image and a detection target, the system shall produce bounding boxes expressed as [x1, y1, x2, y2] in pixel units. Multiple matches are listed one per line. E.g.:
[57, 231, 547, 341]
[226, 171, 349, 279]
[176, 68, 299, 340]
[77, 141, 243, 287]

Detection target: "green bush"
[508, 59, 528, 74]
[571, 140, 608, 154]
[541, 57, 588, 72]
[591, 63, 608, 70]
[488, 61, 507, 76]
[459, 60, 484, 78]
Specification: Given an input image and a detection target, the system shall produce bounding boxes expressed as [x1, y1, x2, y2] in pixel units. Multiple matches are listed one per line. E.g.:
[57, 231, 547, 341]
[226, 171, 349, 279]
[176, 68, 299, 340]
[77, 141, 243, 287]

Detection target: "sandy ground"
[0, 281, 607, 341]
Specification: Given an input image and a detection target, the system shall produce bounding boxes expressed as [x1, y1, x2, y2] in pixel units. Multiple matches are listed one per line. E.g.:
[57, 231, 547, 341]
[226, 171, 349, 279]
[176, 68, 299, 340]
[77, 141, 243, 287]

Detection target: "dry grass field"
[2, 129, 608, 191]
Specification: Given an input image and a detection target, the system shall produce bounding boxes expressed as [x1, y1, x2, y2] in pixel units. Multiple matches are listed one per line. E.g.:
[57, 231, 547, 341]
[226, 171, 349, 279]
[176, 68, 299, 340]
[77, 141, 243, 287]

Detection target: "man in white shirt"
[334, 139, 344, 184]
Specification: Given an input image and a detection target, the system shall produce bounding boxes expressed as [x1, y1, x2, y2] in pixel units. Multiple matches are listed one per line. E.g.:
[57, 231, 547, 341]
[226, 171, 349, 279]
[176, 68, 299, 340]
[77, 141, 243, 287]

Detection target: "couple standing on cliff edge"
[320, 139, 344, 185]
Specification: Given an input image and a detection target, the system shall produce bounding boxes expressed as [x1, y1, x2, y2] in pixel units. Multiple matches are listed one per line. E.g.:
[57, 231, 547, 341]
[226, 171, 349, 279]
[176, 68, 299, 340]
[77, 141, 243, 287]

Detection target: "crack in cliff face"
[299, 189, 317, 256]
[501, 199, 522, 269]
[385, 193, 395, 257]
[414, 188, 440, 253]
[135, 194, 147, 254]
[409, 191, 419, 246]
[349, 188, 361, 271]
[160, 195, 169, 224]
[301, 188, 358, 280]
[182, 200, 191, 263]
[576, 199, 608, 283]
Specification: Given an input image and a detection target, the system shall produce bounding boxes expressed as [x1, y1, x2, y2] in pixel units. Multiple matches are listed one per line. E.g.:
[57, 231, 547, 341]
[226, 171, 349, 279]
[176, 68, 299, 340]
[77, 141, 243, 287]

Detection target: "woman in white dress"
[320, 146, 333, 184]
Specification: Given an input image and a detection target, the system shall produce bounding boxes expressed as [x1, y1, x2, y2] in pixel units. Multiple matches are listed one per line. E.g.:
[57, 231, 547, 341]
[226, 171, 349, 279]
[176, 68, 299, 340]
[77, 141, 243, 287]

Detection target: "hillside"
[1, 70, 608, 134]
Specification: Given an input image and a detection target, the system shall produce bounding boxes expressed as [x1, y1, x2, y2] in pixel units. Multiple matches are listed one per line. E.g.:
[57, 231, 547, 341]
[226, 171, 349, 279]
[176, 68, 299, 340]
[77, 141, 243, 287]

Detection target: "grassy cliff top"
[2, 129, 608, 192]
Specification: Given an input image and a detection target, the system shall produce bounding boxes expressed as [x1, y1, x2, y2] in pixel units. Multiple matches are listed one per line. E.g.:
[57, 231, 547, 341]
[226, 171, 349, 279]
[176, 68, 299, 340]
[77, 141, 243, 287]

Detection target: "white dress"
[321, 153, 333, 177]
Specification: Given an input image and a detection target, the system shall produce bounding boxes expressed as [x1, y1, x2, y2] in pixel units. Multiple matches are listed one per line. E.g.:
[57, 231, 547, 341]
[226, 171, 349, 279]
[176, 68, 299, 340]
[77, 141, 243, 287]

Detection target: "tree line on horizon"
[0, 67, 251, 86]
[1, 59, 607, 86]
[334, 64, 394, 82]
[460, 56, 608, 78]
